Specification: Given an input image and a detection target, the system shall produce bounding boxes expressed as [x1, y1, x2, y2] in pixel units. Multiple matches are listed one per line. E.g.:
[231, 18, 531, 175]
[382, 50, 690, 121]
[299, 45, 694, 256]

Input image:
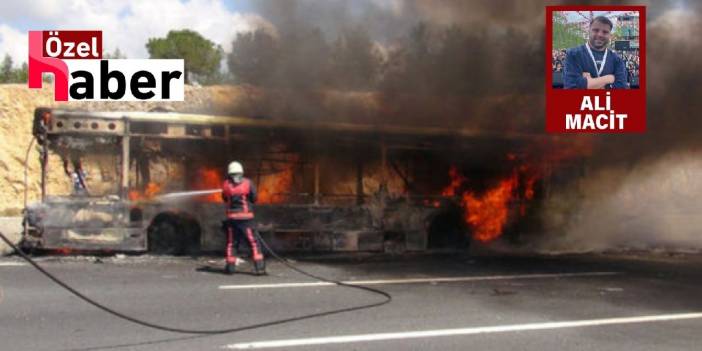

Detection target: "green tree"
[0, 55, 27, 83]
[146, 30, 223, 84]
[13, 62, 28, 83]
[552, 12, 585, 50]
[0, 55, 12, 83]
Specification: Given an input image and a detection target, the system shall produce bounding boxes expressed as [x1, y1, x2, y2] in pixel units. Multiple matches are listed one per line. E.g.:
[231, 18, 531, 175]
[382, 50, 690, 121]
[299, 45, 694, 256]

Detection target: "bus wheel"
[147, 213, 201, 255]
[148, 216, 185, 255]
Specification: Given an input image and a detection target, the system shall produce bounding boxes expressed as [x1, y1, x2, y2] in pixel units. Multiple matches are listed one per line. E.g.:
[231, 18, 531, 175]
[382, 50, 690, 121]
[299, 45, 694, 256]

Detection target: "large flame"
[441, 158, 541, 243]
[257, 161, 296, 204]
[462, 175, 519, 242]
[128, 182, 162, 201]
[192, 167, 223, 202]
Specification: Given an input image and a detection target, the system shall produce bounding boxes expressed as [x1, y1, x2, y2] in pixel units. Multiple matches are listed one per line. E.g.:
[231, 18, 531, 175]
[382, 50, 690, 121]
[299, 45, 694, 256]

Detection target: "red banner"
[41, 30, 102, 59]
[545, 6, 646, 133]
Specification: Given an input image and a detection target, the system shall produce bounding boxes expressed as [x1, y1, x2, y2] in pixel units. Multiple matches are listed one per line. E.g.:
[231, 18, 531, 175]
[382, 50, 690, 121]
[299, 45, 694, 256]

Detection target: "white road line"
[219, 271, 619, 290]
[0, 262, 26, 267]
[224, 312, 702, 349]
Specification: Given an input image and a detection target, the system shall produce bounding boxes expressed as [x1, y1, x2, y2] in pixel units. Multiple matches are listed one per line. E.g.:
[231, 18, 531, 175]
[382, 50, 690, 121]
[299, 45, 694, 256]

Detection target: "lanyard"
[585, 43, 608, 77]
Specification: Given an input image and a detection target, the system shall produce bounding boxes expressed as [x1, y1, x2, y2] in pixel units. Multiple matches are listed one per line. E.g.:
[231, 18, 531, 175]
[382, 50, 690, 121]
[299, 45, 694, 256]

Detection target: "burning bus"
[21, 107, 578, 254]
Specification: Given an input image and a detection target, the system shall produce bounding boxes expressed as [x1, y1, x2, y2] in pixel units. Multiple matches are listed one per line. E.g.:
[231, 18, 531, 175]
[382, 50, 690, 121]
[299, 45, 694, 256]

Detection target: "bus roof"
[46, 108, 550, 141]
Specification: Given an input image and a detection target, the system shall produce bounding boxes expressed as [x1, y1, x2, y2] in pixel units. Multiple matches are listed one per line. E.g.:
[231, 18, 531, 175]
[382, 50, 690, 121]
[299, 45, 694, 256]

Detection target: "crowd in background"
[552, 49, 566, 73]
[614, 50, 640, 81]
[552, 48, 640, 84]
[551, 49, 639, 87]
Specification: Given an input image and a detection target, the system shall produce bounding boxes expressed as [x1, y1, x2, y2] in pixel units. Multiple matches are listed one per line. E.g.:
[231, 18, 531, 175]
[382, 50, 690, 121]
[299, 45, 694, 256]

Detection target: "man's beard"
[589, 38, 608, 50]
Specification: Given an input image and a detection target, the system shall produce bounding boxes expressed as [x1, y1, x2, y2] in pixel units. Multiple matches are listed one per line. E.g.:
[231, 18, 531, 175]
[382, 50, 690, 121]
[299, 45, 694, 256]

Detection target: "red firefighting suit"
[221, 177, 264, 273]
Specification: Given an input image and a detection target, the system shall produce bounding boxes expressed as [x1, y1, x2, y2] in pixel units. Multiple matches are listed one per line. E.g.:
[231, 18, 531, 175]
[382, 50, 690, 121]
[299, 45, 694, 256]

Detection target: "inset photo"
[551, 11, 641, 90]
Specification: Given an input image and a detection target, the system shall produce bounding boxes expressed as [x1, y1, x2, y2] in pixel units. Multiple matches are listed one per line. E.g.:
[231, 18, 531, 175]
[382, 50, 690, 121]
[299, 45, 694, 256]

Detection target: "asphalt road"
[1, 251, 702, 351]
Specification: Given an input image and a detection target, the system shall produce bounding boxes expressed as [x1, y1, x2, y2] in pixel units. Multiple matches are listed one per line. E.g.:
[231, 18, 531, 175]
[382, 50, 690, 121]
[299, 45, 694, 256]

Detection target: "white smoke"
[536, 150, 702, 253]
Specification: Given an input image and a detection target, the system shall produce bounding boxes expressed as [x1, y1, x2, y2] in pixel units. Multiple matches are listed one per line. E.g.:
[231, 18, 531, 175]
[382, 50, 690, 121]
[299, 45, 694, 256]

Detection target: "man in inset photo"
[563, 16, 628, 89]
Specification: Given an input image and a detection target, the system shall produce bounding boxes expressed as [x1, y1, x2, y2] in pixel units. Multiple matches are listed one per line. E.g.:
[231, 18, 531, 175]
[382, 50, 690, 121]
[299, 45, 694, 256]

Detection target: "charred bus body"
[22, 107, 575, 254]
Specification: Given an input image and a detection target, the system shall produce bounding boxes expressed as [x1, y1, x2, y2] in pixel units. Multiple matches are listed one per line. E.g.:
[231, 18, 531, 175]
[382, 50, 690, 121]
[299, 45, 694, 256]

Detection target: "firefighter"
[221, 161, 266, 275]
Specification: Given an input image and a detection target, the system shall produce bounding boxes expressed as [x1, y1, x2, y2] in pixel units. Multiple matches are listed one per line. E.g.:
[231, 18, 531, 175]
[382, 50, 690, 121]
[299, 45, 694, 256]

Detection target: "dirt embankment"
[0, 83, 259, 216]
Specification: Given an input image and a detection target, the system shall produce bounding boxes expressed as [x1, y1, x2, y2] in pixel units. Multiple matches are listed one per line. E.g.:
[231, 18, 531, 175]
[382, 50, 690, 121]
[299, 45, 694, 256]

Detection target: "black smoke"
[226, 0, 702, 252]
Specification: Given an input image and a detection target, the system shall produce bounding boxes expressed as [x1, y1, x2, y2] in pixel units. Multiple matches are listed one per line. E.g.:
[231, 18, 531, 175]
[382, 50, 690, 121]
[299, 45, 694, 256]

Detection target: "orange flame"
[129, 182, 162, 201]
[192, 167, 223, 202]
[257, 162, 295, 204]
[462, 174, 519, 243]
[441, 158, 543, 243]
[441, 165, 465, 196]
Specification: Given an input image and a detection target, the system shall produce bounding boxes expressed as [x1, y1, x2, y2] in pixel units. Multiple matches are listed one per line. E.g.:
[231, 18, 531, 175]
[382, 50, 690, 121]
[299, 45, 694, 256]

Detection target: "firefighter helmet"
[227, 161, 244, 175]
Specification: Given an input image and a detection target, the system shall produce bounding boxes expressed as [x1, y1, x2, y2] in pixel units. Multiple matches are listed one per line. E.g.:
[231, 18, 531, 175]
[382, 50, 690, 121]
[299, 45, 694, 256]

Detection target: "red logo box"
[545, 6, 646, 133]
[42, 30, 102, 59]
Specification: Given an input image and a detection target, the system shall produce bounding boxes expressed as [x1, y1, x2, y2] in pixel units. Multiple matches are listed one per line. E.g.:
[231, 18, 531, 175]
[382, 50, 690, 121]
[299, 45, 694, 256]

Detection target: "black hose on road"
[0, 230, 391, 334]
[11, 135, 390, 334]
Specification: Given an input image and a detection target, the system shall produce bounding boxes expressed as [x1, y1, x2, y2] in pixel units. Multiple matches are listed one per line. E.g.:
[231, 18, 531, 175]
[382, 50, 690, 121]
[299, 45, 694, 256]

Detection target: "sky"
[0, 1, 692, 68]
[0, 0, 269, 66]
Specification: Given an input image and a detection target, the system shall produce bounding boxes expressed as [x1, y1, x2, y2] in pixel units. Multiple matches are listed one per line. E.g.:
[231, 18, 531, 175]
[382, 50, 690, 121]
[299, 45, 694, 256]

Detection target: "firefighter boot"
[225, 262, 236, 275]
[254, 259, 266, 276]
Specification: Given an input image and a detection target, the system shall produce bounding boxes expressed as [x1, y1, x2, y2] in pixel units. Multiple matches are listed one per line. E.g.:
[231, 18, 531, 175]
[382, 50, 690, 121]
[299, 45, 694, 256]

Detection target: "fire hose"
[0, 229, 391, 334]
[7, 136, 391, 334]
